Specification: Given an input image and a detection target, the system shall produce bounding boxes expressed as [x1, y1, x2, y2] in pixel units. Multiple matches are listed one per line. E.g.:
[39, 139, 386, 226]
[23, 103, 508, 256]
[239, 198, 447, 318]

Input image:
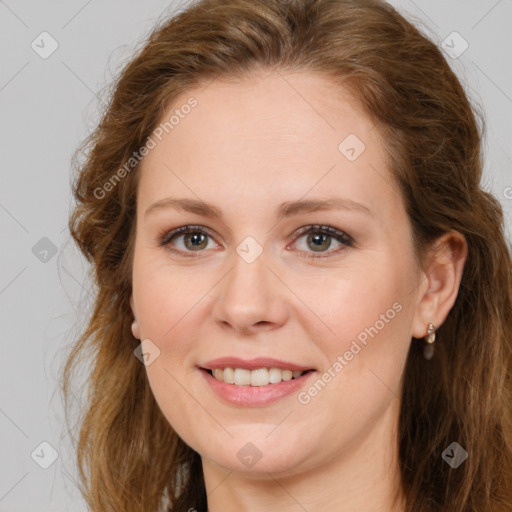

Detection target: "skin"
[129, 69, 467, 512]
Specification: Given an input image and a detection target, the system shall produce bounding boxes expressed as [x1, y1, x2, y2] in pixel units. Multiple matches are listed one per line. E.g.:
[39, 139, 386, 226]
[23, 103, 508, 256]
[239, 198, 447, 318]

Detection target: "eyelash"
[157, 224, 354, 259]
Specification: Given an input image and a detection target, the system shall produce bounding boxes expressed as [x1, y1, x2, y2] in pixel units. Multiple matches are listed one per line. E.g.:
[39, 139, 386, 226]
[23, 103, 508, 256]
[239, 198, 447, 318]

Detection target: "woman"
[62, 0, 512, 510]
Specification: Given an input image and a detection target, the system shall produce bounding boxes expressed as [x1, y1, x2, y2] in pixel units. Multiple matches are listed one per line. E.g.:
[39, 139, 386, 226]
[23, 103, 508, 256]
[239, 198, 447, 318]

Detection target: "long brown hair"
[62, 0, 512, 510]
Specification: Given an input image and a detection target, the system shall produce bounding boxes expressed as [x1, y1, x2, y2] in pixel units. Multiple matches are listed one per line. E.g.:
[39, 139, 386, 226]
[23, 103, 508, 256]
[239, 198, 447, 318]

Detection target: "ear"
[411, 231, 468, 338]
[130, 294, 141, 339]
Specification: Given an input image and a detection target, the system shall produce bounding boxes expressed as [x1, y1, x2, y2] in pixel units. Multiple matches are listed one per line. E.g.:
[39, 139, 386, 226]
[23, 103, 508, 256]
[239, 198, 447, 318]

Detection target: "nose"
[211, 247, 289, 335]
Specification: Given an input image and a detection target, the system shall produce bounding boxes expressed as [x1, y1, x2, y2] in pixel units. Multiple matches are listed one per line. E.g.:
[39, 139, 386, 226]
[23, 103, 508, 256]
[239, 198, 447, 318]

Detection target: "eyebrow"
[144, 197, 372, 222]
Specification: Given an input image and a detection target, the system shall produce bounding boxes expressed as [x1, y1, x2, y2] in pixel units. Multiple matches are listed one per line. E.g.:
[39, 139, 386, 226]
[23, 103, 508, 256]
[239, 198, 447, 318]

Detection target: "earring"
[423, 322, 436, 360]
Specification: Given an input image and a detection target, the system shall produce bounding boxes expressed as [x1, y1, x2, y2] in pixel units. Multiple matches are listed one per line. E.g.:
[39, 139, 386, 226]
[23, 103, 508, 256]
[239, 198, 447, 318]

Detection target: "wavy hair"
[62, 0, 512, 510]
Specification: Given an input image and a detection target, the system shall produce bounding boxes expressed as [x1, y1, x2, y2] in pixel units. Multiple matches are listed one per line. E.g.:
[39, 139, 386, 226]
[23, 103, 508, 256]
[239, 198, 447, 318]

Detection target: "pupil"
[309, 233, 330, 252]
[186, 233, 207, 250]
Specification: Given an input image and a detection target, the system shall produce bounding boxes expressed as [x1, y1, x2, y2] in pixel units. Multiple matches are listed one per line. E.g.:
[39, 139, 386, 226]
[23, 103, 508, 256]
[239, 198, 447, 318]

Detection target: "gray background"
[0, 1, 511, 510]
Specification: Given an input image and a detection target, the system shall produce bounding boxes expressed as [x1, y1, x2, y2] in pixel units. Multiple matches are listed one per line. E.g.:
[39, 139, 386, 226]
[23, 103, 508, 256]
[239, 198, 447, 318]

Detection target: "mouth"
[198, 357, 317, 406]
[199, 365, 317, 407]
[201, 367, 315, 386]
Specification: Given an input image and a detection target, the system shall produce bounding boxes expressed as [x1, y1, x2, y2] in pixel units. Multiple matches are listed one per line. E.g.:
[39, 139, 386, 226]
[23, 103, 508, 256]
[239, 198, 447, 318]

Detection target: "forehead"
[137, 69, 401, 224]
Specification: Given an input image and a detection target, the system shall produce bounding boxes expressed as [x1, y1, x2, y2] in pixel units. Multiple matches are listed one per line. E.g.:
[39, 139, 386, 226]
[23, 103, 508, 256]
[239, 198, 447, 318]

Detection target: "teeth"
[223, 367, 234, 384]
[234, 368, 251, 385]
[210, 367, 307, 386]
[269, 368, 282, 383]
[212, 368, 224, 381]
[250, 368, 268, 387]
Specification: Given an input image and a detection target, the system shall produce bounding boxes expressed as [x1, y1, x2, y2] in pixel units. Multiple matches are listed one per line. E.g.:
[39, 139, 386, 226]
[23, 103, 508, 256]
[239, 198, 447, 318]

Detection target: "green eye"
[291, 225, 353, 259]
[159, 224, 353, 259]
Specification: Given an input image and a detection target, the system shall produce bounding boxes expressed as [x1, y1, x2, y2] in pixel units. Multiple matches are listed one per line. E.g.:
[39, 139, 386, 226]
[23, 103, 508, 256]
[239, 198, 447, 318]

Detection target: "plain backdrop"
[0, 0, 511, 510]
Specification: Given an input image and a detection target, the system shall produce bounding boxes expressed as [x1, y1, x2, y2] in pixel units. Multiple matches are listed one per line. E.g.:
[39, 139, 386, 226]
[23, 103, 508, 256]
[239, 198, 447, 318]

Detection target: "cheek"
[294, 263, 407, 353]
[134, 257, 210, 338]
[133, 263, 211, 437]
[306, 261, 414, 402]
[293, 285, 410, 444]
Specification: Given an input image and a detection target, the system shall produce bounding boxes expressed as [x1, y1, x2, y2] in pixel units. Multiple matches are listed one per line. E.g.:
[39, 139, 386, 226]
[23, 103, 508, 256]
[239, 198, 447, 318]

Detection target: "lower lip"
[199, 368, 316, 407]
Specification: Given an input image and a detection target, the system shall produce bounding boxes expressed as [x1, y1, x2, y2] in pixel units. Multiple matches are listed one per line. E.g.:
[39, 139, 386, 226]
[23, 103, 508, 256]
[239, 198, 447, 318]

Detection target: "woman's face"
[130, 70, 425, 478]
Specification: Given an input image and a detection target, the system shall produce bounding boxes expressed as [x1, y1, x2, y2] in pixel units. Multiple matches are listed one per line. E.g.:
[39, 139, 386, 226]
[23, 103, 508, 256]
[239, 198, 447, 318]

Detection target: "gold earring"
[423, 322, 436, 360]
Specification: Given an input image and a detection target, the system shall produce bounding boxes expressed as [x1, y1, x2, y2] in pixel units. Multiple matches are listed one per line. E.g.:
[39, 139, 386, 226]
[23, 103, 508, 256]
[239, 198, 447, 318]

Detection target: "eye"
[158, 224, 353, 259]
[159, 225, 217, 257]
[290, 225, 353, 259]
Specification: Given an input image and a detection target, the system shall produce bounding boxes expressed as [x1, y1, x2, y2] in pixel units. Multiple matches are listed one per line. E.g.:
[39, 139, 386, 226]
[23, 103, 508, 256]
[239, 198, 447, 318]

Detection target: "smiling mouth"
[202, 367, 315, 386]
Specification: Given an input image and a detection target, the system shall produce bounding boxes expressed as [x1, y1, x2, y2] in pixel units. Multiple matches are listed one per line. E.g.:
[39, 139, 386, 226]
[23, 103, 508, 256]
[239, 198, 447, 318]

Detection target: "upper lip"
[201, 357, 314, 372]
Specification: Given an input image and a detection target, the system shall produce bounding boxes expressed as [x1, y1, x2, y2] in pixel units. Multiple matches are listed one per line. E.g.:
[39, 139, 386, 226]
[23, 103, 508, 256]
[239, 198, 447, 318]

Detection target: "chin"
[207, 453, 308, 478]
[197, 434, 313, 477]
